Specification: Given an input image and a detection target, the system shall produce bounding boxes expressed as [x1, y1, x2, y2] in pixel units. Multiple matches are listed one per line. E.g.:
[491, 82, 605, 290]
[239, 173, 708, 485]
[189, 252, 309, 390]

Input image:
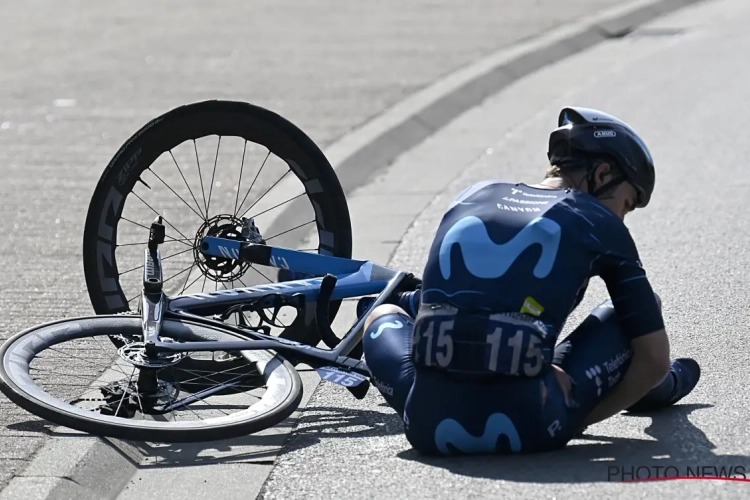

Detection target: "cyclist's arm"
[582, 259, 670, 427]
[583, 328, 669, 426]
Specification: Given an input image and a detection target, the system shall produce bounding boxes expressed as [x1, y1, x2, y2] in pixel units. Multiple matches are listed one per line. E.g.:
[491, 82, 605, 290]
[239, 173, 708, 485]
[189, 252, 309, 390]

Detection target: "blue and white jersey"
[418, 180, 664, 342]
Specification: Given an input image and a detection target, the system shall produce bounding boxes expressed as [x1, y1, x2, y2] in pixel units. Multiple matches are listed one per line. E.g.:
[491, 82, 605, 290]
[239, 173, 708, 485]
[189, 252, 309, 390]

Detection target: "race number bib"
[411, 305, 553, 378]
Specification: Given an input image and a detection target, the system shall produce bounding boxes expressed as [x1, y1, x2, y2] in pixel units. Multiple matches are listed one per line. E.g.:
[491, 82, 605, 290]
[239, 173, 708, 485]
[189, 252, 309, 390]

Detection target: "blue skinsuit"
[363, 180, 664, 455]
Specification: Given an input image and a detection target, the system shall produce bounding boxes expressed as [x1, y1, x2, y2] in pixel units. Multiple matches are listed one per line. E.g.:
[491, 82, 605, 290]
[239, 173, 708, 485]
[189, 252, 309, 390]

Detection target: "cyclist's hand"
[552, 364, 574, 408]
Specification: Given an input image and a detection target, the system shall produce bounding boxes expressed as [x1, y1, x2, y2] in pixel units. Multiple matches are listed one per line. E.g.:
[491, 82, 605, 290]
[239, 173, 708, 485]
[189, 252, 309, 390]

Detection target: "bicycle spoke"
[248, 264, 274, 284]
[114, 367, 137, 417]
[130, 191, 193, 243]
[157, 360, 264, 420]
[233, 141, 248, 215]
[126, 262, 195, 303]
[246, 192, 305, 220]
[162, 263, 196, 285]
[132, 379, 145, 420]
[120, 218, 193, 248]
[172, 396, 204, 421]
[194, 140, 209, 215]
[193, 396, 231, 417]
[238, 169, 291, 220]
[264, 220, 315, 241]
[146, 167, 206, 222]
[118, 247, 194, 277]
[171, 371, 256, 416]
[31, 368, 111, 380]
[170, 150, 206, 220]
[205, 136, 221, 217]
[180, 263, 200, 294]
[175, 363, 257, 387]
[117, 239, 191, 248]
[235, 151, 271, 218]
[39, 347, 130, 377]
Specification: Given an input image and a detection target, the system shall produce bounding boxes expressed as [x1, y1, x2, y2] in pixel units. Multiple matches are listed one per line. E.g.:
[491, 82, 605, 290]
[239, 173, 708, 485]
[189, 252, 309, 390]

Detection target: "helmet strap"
[551, 154, 626, 199]
[585, 163, 626, 199]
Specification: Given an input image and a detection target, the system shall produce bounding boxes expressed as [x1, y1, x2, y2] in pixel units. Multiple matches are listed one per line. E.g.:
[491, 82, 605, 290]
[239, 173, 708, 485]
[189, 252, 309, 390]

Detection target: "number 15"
[422, 320, 454, 368]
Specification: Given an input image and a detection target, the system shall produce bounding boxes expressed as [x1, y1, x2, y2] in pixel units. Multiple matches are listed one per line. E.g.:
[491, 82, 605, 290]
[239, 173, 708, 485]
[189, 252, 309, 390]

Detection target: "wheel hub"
[193, 214, 263, 282]
[98, 377, 179, 417]
[118, 340, 187, 368]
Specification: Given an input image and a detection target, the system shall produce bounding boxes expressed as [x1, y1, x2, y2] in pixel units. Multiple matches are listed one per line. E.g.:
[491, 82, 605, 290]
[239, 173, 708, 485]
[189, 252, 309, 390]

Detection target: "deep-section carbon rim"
[0, 315, 303, 442]
[82, 100, 352, 343]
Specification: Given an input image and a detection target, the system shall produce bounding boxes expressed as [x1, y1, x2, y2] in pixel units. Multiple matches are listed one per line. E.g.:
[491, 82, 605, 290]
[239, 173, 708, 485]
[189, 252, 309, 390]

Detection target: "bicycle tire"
[82, 100, 353, 343]
[0, 315, 303, 443]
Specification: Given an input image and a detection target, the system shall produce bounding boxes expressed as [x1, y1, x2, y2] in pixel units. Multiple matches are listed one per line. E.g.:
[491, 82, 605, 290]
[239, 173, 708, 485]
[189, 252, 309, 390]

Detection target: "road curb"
[0, 434, 137, 500]
[0, 0, 708, 499]
[327, 0, 704, 192]
[264, 0, 706, 245]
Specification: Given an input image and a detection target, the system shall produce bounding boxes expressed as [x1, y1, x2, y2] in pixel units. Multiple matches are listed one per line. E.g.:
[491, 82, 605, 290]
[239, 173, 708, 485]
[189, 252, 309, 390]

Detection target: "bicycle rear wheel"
[0, 315, 302, 443]
[82, 100, 352, 344]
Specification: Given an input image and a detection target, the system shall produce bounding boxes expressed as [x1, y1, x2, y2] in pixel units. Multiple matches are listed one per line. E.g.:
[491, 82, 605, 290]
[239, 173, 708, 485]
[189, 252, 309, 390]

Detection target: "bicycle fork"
[140, 216, 167, 393]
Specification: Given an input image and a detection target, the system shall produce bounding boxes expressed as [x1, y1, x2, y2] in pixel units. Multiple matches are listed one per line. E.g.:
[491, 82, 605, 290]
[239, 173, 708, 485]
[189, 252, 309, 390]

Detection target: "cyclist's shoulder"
[448, 179, 514, 206]
[574, 200, 641, 265]
[562, 192, 634, 237]
[449, 180, 571, 209]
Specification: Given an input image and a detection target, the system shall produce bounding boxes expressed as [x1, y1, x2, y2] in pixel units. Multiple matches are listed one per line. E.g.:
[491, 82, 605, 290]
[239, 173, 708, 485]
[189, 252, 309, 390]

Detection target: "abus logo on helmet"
[594, 130, 617, 138]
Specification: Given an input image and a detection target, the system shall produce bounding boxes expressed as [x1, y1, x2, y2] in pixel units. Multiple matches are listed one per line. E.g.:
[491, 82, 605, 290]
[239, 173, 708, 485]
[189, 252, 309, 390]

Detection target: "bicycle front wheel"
[0, 315, 302, 443]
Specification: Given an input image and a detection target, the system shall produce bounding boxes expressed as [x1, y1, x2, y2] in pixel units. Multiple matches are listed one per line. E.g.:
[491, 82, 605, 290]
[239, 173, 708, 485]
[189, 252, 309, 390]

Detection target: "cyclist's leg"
[554, 294, 697, 429]
[362, 304, 416, 417]
[402, 360, 576, 455]
[553, 299, 634, 420]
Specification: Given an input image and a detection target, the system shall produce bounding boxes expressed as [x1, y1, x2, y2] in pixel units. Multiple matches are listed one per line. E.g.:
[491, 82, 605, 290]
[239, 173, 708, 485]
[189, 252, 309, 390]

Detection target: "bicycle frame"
[138, 217, 409, 378]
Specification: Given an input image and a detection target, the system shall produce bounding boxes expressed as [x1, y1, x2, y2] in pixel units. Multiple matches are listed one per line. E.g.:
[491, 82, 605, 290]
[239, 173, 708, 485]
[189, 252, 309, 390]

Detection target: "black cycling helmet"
[547, 107, 656, 208]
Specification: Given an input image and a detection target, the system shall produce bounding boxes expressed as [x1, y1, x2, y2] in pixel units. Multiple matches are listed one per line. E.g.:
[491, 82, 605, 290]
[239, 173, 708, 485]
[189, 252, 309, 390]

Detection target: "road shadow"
[95, 404, 404, 468]
[12, 401, 738, 482]
[6, 402, 404, 468]
[396, 403, 750, 483]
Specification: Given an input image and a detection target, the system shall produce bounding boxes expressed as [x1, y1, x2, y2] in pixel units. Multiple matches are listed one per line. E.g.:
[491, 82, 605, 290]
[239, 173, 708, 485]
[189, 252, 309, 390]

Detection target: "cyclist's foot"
[626, 358, 701, 413]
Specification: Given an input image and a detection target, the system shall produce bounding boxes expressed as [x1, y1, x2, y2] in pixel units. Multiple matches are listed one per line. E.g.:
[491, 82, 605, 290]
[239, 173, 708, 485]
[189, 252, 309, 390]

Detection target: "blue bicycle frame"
[137, 218, 410, 378]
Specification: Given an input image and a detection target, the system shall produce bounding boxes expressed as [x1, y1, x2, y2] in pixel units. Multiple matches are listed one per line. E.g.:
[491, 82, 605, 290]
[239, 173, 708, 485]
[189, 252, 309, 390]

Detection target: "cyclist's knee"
[363, 304, 407, 330]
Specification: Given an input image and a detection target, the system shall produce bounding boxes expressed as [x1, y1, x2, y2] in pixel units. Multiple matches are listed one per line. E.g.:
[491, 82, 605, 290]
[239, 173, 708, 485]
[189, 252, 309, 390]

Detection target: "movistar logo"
[439, 216, 561, 280]
[370, 320, 403, 339]
[434, 413, 522, 454]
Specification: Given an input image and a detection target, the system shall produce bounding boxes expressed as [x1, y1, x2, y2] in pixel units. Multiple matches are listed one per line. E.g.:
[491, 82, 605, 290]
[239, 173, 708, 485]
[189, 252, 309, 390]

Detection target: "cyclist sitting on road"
[357, 106, 701, 455]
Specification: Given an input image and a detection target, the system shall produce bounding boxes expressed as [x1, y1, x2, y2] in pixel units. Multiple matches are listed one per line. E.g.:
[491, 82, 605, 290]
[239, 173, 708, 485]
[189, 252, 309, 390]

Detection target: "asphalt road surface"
[6, 0, 745, 499]
[0, 0, 628, 492]
[259, 1, 750, 499]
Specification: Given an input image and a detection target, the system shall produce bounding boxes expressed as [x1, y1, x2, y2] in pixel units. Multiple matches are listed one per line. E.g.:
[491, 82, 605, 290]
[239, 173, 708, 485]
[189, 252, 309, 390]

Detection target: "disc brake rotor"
[192, 214, 263, 283]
